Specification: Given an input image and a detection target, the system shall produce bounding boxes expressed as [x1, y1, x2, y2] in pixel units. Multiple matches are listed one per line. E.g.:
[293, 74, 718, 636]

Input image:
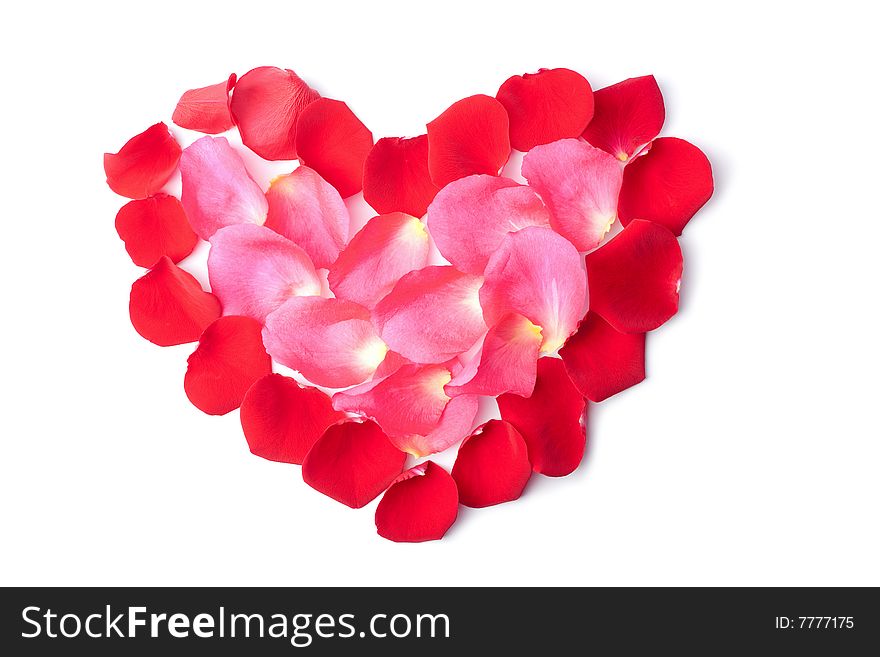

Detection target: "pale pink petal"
[480, 226, 586, 353]
[521, 138, 623, 251]
[264, 166, 350, 269]
[406, 394, 479, 457]
[328, 213, 430, 308]
[263, 297, 387, 388]
[445, 313, 542, 397]
[426, 174, 551, 274]
[207, 224, 321, 322]
[372, 266, 486, 363]
[180, 136, 268, 240]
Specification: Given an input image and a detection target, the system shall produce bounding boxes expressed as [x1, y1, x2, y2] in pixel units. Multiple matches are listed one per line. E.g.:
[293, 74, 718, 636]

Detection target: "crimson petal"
[303, 419, 407, 509]
[452, 420, 531, 508]
[115, 194, 198, 268]
[172, 74, 237, 134]
[362, 135, 438, 217]
[375, 461, 458, 543]
[104, 122, 181, 199]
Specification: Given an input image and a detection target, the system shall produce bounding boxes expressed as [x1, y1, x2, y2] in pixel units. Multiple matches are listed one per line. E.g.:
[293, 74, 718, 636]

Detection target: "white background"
[1, 0, 877, 586]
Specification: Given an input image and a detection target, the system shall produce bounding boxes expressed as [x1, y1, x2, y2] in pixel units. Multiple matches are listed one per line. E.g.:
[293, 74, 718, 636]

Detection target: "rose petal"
[180, 136, 268, 240]
[452, 420, 531, 508]
[497, 357, 587, 477]
[618, 137, 714, 235]
[184, 316, 272, 415]
[172, 74, 237, 134]
[129, 256, 221, 346]
[445, 313, 542, 398]
[559, 312, 646, 402]
[581, 75, 665, 162]
[375, 461, 458, 543]
[104, 122, 181, 199]
[240, 373, 344, 464]
[229, 66, 320, 160]
[496, 68, 594, 151]
[480, 226, 586, 353]
[294, 98, 374, 198]
[328, 212, 430, 309]
[264, 166, 350, 268]
[521, 138, 623, 251]
[407, 393, 479, 457]
[207, 223, 321, 322]
[372, 266, 486, 363]
[362, 135, 439, 217]
[115, 194, 198, 267]
[585, 219, 682, 333]
[426, 175, 551, 274]
[263, 296, 387, 388]
[302, 419, 407, 509]
[426, 95, 511, 188]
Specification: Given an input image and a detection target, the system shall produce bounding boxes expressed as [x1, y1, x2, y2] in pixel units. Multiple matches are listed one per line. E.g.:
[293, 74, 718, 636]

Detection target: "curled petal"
[129, 256, 221, 346]
[180, 136, 268, 240]
[452, 420, 532, 508]
[302, 419, 407, 509]
[585, 219, 682, 333]
[184, 316, 272, 415]
[480, 226, 586, 353]
[618, 137, 714, 235]
[172, 74, 237, 134]
[104, 122, 181, 199]
[363, 135, 438, 217]
[373, 266, 486, 364]
[208, 224, 321, 322]
[496, 68, 594, 151]
[115, 194, 197, 267]
[426, 175, 551, 274]
[265, 166, 350, 268]
[521, 138, 623, 251]
[328, 212, 430, 309]
[426, 95, 511, 188]
[497, 357, 587, 477]
[582, 75, 665, 161]
[559, 312, 646, 402]
[445, 313, 542, 398]
[240, 373, 344, 464]
[407, 394, 479, 457]
[295, 98, 374, 198]
[375, 461, 458, 543]
[263, 297, 387, 388]
[229, 66, 320, 160]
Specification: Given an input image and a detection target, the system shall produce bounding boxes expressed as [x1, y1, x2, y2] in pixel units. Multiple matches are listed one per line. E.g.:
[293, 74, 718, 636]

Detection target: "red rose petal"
[172, 73, 237, 135]
[452, 420, 531, 508]
[375, 461, 458, 543]
[229, 66, 320, 161]
[104, 122, 181, 199]
[264, 166, 350, 269]
[262, 296, 387, 388]
[373, 266, 486, 364]
[362, 135, 439, 217]
[129, 256, 221, 347]
[618, 137, 714, 235]
[426, 174, 551, 275]
[497, 357, 587, 477]
[559, 312, 646, 402]
[295, 98, 374, 198]
[426, 95, 511, 188]
[521, 138, 623, 251]
[582, 75, 665, 161]
[180, 136, 268, 240]
[496, 68, 594, 151]
[328, 212, 430, 309]
[302, 419, 407, 509]
[115, 194, 198, 268]
[480, 226, 586, 353]
[445, 313, 542, 398]
[585, 219, 682, 333]
[184, 315, 272, 415]
[240, 373, 344, 464]
[207, 224, 321, 322]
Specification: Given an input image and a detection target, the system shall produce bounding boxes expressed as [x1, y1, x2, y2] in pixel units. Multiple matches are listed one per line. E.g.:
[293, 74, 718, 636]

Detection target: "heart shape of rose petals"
[105, 66, 713, 543]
